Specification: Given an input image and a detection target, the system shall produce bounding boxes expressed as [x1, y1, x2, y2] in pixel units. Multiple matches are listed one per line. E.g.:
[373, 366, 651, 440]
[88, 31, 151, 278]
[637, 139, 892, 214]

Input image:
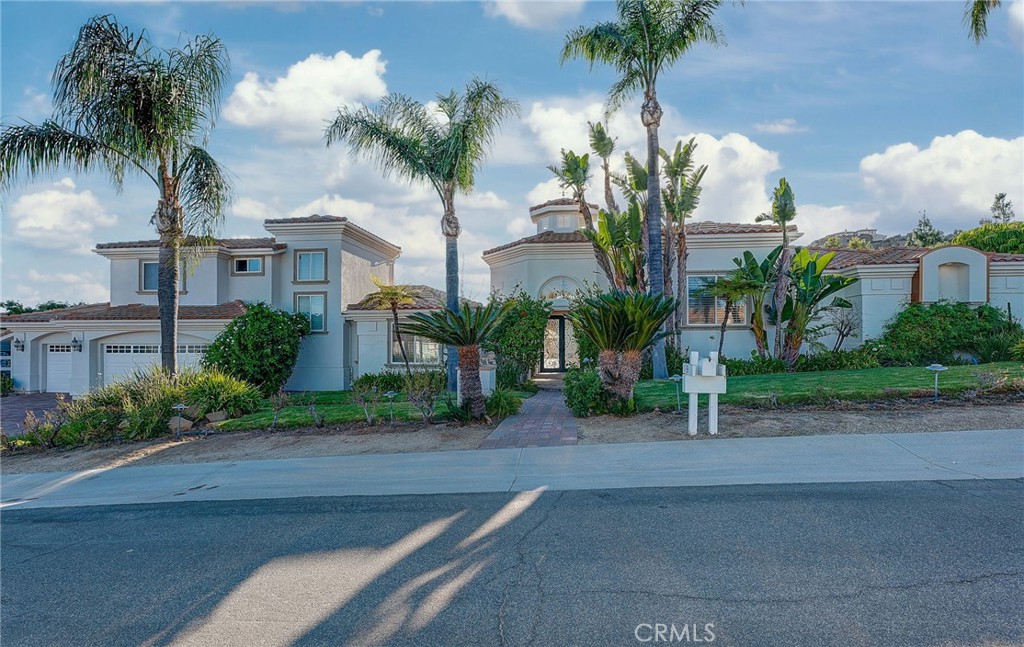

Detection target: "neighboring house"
[2, 215, 406, 395]
[484, 199, 1024, 367]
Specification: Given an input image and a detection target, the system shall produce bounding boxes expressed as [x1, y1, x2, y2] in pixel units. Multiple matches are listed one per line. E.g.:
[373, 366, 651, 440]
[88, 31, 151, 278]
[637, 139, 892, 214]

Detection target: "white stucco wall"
[989, 262, 1024, 319]
[919, 247, 988, 304]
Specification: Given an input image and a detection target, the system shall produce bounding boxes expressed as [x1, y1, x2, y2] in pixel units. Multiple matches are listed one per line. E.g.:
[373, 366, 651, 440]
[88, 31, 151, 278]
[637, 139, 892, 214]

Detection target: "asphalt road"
[2, 480, 1022, 647]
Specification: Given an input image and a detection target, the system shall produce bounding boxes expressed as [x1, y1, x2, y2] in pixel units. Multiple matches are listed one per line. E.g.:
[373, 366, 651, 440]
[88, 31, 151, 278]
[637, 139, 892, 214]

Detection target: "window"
[687, 276, 747, 326]
[295, 250, 326, 282]
[233, 258, 262, 274]
[296, 293, 326, 332]
[393, 328, 441, 365]
[140, 261, 185, 292]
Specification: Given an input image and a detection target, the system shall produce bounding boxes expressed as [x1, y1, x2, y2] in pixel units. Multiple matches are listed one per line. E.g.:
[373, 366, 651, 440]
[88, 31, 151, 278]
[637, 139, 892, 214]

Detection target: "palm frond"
[964, 0, 1001, 43]
[400, 301, 512, 348]
[177, 145, 232, 238]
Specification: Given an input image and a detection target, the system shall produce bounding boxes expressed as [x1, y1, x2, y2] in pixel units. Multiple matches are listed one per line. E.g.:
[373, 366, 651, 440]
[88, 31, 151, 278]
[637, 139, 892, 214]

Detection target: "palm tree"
[757, 177, 797, 357]
[697, 269, 757, 356]
[563, 0, 726, 379]
[568, 291, 675, 404]
[660, 138, 707, 339]
[0, 15, 232, 376]
[325, 79, 519, 391]
[361, 277, 419, 376]
[588, 121, 620, 213]
[400, 301, 513, 419]
[731, 246, 781, 358]
[548, 149, 615, 283]
[780, 249, 856, 368]
[965, 0, 1001, 43]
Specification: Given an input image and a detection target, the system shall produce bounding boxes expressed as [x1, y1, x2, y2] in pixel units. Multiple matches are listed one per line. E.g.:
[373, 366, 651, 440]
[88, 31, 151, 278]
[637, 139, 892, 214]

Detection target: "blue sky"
[2, 0, 1022, 305]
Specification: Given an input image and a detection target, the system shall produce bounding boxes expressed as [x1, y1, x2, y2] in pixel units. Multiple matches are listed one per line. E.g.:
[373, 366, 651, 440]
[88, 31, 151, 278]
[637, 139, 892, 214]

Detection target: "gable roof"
[1, 301, 247, 324]
[96, 237, 285, 251]
[346, 285, 481, 311]
[811, 247, 1024, 269]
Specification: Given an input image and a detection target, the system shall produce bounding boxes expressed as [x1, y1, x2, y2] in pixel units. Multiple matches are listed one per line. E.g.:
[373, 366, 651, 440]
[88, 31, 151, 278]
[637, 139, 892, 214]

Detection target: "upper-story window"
[687, 275, 747, 326]
[295, 250, 327, 282]
[140, 261, 185, 293]
[233, 257, 263, 275]
[295, 293, 326, 332]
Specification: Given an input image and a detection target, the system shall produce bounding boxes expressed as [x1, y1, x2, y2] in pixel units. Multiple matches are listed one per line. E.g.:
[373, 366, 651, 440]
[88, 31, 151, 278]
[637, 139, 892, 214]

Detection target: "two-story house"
[2, 215, 407, 395]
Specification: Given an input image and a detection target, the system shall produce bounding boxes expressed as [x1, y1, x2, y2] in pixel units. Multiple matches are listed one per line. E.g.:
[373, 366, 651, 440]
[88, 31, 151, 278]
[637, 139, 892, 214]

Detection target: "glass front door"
[542, 316, 568, 372]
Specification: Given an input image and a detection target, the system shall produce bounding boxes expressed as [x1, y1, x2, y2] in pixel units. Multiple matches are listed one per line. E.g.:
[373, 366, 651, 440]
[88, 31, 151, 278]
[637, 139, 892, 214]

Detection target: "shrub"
[973, 332, 1022, 364]
[351, 385, 381, 425]
[563, 368, 607, 417]
[181, 369, 263, 418]
[876, 301, 1015, 365]
[518, 380, 540, 394]
[723, 352, 787, 376]
[0, 373, 13, 396]
[352, 370, 406, 393]
[1013, 339, 1024, 362]
[404, 370, 447, 422]
[795, 347, 881, 372]
[482, 288, 552, 384]
[485, 387, 523, 419]
[950, 222, 1024, 253]
[203, 302, 310, 396]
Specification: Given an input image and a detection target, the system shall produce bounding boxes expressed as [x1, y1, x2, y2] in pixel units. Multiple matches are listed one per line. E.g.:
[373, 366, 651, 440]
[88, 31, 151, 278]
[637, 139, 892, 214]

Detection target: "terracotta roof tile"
[96, 237, 285, 251]
[264, 214, 348, 225]
[1, 301, 247, 324]
[805, 247, 928, 269]
[528, 198, 600, 213]
[990, 253, 1024, 262]
[346, 285, 481, 311]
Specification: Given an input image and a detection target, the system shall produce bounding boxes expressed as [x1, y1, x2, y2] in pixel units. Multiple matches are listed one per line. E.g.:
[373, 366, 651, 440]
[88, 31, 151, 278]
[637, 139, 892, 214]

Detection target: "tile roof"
[264, 214, 348, 225]
[346, 285, 481, 311]
[1, 301, 247, 324]
[96, 237, 285, 250]
[990, 253, 1024, 263]
[528, 198, 600, 213]
[807, 247, 929, 269]
[483, 221, 797, 255]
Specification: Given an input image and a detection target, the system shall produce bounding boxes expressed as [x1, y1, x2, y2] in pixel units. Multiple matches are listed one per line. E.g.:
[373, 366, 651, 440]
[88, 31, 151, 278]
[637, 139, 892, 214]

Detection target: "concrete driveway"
[0, 393, 62, 434]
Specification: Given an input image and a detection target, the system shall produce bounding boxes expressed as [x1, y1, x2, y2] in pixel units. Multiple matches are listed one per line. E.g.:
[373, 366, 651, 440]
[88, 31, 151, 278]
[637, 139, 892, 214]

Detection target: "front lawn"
[634, 362, 1024, 409]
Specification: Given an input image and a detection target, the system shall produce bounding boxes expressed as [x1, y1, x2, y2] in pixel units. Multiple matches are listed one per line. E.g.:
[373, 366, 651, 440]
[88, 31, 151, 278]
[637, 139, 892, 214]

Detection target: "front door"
[542, 316, 567, 372]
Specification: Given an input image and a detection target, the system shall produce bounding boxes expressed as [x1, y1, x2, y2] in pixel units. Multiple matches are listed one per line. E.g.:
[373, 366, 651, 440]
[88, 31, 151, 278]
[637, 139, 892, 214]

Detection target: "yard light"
[926, 364, 947, 402]
[669, 374, 683, 413]
[172, 403, 188, 438]
[384, 390, 397, 425]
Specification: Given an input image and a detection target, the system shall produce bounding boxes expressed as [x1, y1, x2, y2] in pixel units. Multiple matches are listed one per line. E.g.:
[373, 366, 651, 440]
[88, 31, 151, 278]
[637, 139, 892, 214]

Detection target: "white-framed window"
[295, 250, 326, 282]
[296, 293, 326, 332]
[233, 257, 262, 274]
[392, 328, 441, 364]
[687, 275, 748, 326]
[140, 261, 185, 292]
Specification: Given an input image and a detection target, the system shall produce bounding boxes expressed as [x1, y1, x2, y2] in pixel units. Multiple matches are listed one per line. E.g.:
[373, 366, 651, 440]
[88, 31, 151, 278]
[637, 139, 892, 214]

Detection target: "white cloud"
[288, 194, 377, 221]
[859, 130, 1024, 234]
[753, 118, 810, 135]
[6, 179, 117, 254]
[794, 204, 881, 244]
[224, 50, 388, 142]
[231, 197, 278, 221]
[1010, 0, 1024, 49]
[18, 270, 109, 305]
[483, 0, 586, 29]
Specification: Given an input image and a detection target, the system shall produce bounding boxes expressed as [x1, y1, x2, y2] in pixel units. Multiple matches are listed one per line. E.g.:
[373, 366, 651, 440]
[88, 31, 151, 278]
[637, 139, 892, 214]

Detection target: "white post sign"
[682, 351, 727, 435]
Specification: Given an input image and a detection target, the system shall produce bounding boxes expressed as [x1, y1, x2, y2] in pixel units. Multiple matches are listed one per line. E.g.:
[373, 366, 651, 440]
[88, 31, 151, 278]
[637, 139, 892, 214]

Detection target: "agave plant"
[568, 291, 675, 404]
[400, 302, 512, 419]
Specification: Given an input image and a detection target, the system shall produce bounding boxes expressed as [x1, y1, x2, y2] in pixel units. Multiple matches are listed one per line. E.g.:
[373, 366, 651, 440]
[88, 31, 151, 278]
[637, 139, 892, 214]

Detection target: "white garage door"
[103, 344, 160, 386]
[46, 345, 73, 393]
[177, 344, 209, 371]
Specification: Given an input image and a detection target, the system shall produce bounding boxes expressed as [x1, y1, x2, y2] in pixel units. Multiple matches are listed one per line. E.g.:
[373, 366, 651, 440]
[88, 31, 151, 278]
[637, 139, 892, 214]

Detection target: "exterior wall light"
[12, 337, 25, 352]
[71, 336, 83, 352]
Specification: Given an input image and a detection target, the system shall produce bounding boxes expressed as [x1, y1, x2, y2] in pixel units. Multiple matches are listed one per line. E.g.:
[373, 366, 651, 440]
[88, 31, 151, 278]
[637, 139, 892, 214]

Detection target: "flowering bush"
[482, 288, 552, 387]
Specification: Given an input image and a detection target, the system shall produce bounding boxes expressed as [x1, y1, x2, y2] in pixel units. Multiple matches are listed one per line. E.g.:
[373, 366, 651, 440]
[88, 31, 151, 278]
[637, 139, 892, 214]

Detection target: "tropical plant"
[778, 249, 857, 368]
[360, 277, 419, 375]
[325, 79, 519, 391]
[563, 367, 607, 417]
[696, 270, 759, 356]
[732, 246, 782, 358]
[1, 15, 233, 375]
[203, 303, 311, 396]
[482, 288, 552, 386]
[548, 149, 614, 282]
[588, 121, 620, 213]
[582, 202, 647, 291]
[568, 291, 675, 405]
[951, 222, 1024, 253]
[757, 178, 798, 357]
[964, 0, 1002, 43]
[400, 301, 513, 419]
[485, 387, 523, 419]
[660, 137, 707, 338]
[563, 0, 727, 380]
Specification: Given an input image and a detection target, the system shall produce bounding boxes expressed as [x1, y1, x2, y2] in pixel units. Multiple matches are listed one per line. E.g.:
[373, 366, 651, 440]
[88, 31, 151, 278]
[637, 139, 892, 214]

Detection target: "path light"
[172, 403, 188, 438]
[669, 374, 683, 413]
[384, 390, 397, 425]
[926, 364, 948, 402]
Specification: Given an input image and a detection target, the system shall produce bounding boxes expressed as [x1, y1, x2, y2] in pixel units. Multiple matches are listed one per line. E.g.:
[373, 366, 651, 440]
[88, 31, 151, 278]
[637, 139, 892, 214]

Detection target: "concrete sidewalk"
[2, 429, 1022, 509]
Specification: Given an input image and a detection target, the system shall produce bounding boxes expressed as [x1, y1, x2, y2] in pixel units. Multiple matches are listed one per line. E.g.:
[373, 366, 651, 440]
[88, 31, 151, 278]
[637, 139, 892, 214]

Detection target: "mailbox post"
[681, 351, 728, 435]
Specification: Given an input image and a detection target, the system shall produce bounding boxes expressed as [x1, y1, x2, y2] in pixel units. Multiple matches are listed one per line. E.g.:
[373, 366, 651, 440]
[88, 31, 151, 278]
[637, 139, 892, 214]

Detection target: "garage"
[45, 345, 73, 393]
[103, 344, 160, 385]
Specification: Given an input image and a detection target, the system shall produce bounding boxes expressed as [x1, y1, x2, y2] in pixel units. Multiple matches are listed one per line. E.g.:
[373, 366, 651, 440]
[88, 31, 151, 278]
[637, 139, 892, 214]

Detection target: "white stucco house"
[483, 199, 1024, 370]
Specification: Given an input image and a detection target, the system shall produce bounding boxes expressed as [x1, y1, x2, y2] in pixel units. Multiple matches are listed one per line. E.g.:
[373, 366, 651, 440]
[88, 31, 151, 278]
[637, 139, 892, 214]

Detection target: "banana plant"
[778, 249, 857, 367]
[732, 245, 783, 358]
[581, 200, 647, 292]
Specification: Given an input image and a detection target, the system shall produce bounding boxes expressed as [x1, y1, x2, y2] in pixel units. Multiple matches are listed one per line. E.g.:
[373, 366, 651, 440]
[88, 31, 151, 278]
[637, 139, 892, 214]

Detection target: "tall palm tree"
[401, 301, 512, 419]
[548, 149, 615, 283]
[697, 269, 757, 356]
[325, 79, 519, 391]
[965, 0, 1001, 43]
[588, 121, 620, 214]
[0, 15, 232, 375]
[361, 276, 419, 376]
[563, 0, 726, 379]
[660, 137, 706, 340]
[757, 177, 798, 358]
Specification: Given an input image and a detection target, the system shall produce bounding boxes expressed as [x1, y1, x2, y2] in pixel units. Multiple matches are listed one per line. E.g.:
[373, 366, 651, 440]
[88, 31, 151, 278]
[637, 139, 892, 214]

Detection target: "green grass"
[635, 362, 1024, 409]
[218, 390, 533, 432]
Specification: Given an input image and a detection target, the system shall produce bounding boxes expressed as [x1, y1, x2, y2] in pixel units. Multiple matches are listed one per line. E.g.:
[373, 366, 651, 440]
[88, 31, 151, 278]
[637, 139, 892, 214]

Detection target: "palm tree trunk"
[619, 349, 643, 403]
[442, 197, 460, 392]
[642, 91, 668, 380]
[772, 246, 794, 358]
[458, 345, 485, 419]
[392, 308, 412, 377]
[602, 158, 619, 214]
[156, 198, 180, 376]
[597, 349, 620, 396]
[580, 195, 615, 285]
[675, 231, 687, 352]
[718, 302, 731, 356]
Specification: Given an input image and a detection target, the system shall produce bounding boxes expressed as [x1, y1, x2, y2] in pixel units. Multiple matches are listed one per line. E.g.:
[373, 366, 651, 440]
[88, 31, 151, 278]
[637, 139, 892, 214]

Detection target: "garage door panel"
[103, 344, 160, 386]
[46, 345, 72, 393]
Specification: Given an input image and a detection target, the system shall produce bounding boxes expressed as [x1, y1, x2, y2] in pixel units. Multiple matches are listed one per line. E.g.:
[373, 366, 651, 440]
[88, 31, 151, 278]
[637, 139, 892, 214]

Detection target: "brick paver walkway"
[478, 389, 578, 449]
[1, 393, 63, 434]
